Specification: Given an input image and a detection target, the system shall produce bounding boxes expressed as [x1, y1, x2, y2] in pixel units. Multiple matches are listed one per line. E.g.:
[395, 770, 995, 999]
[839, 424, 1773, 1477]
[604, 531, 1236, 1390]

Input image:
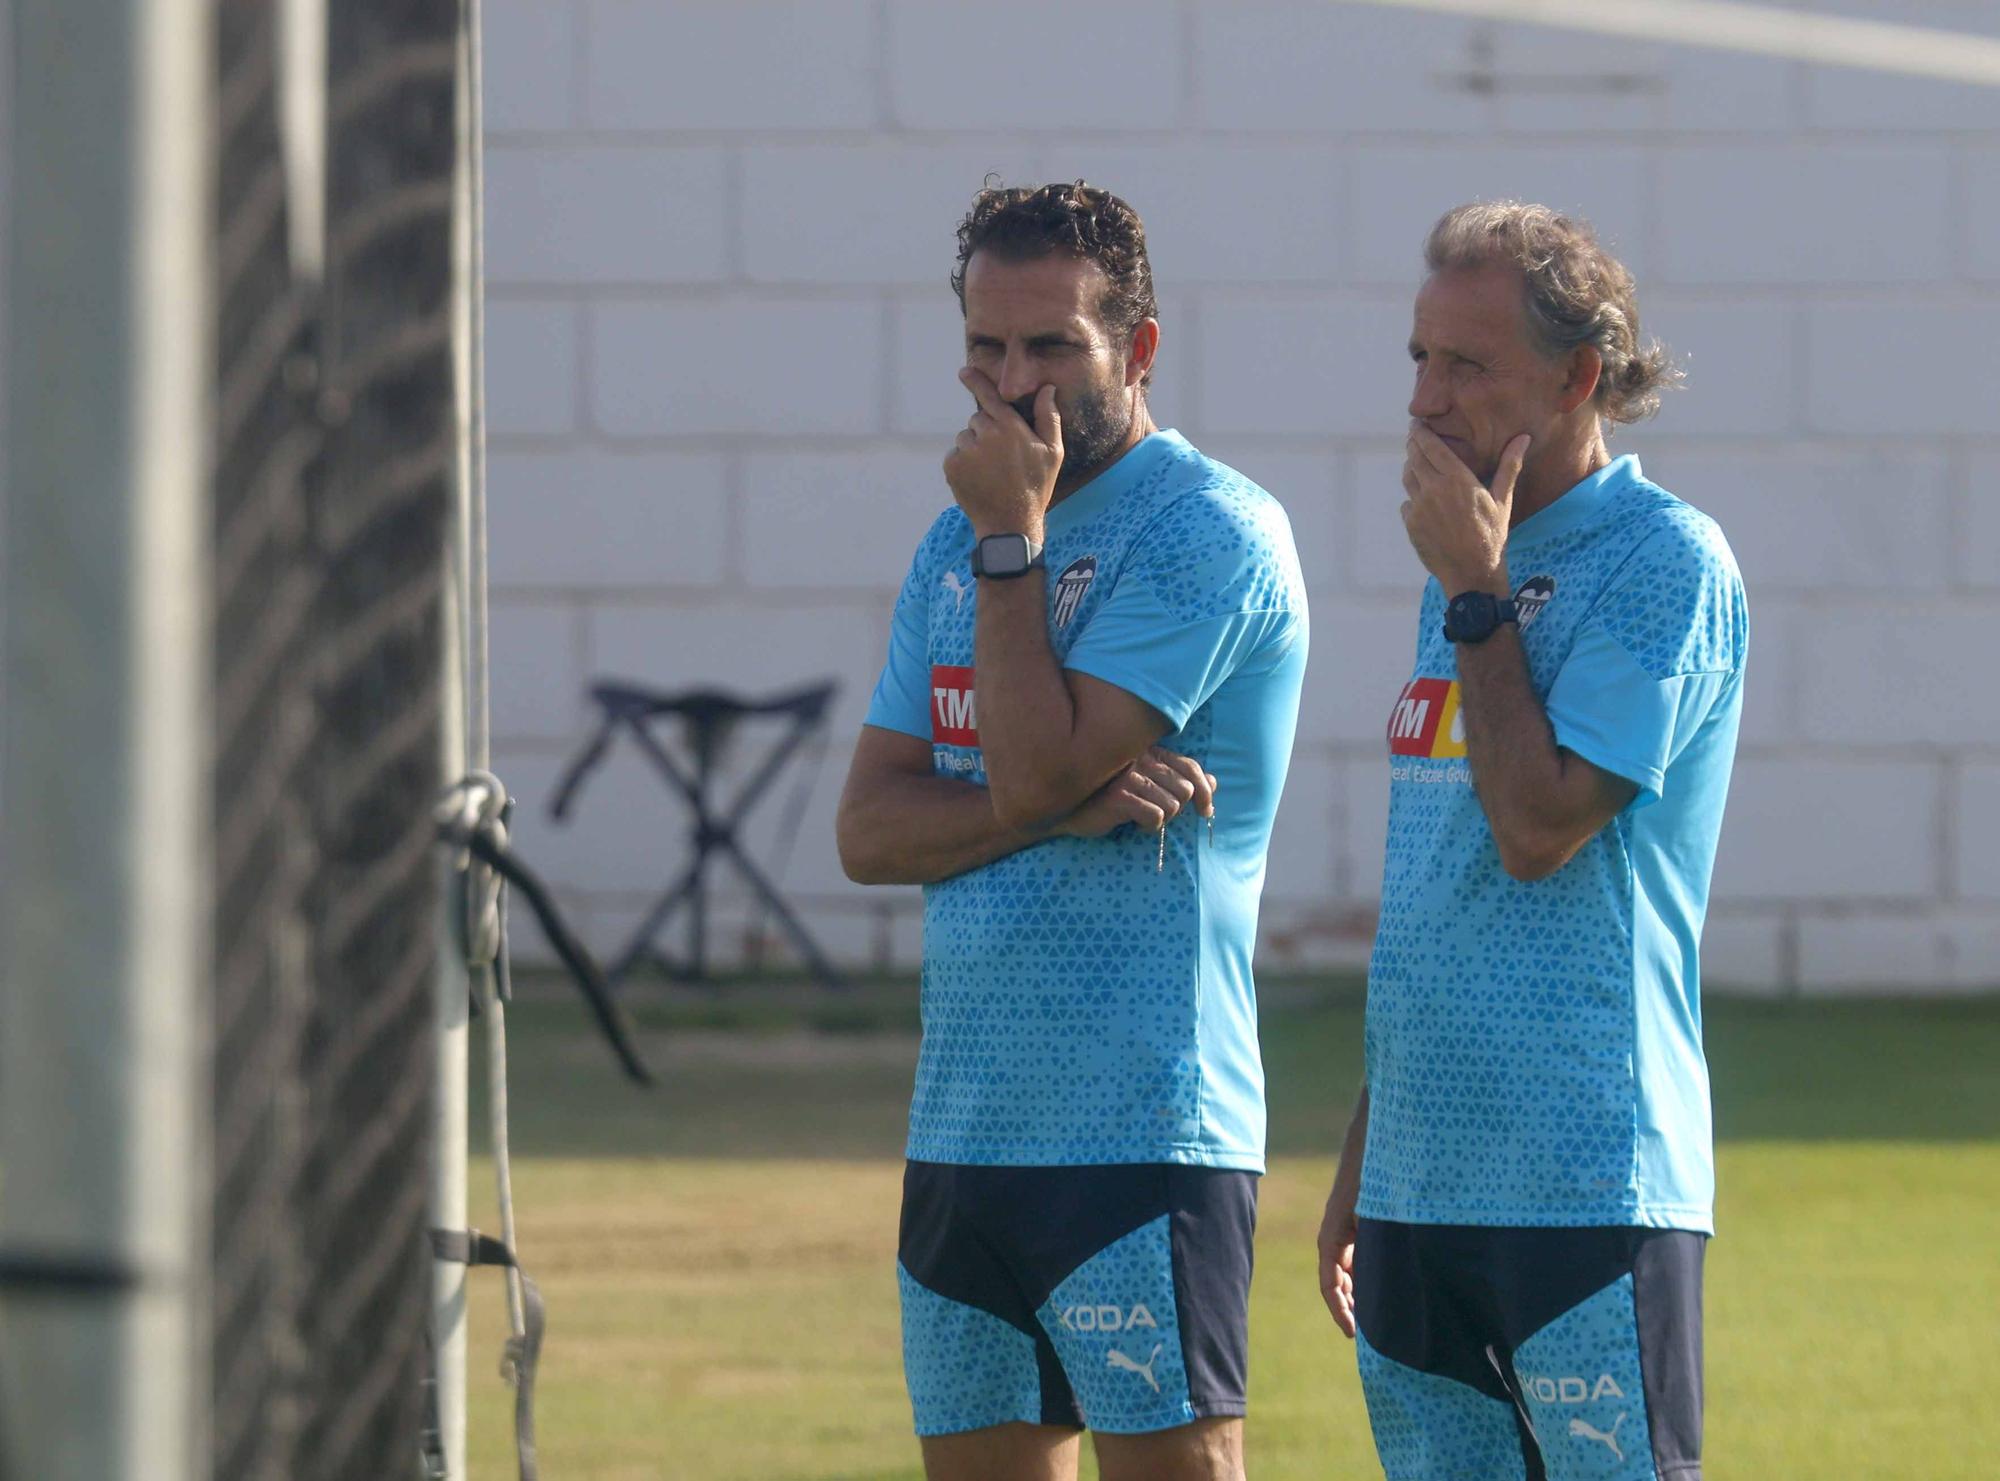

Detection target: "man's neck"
[1508, 423, 1611, 529]
[1050, 402, 1158, 505]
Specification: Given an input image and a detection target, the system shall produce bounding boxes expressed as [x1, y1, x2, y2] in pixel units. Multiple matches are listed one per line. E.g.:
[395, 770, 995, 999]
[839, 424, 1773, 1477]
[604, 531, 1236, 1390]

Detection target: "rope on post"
[430, 771, 655, 1481]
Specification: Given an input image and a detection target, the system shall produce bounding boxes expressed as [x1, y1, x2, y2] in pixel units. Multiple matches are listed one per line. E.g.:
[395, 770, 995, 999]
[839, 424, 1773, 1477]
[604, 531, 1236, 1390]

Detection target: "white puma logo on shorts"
[1569, 1412, 1626, 1462]
[940, 571, 970, 611]
[1106, 1343, 1163, 1393]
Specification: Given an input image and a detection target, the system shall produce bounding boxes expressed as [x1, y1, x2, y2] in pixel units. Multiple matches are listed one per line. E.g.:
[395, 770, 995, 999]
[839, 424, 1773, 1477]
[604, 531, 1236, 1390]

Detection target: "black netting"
[210, 4, 458, 1478]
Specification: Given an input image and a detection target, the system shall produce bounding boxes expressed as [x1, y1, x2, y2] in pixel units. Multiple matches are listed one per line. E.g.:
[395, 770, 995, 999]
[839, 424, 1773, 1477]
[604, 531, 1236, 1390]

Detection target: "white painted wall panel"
[1657, 146, 1952, 286]
[487, 449, 733, 589]
[486, 301, 582, 436]
[586, 0, 880, 131]
[886, 1, 1181, 132]
[485, 146, 731, 285]
[591, 299, 885, 436]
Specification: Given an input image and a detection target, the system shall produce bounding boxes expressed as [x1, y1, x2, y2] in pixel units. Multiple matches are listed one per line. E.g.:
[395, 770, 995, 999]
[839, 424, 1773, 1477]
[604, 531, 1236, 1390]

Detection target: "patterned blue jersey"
[1361, 455, 1746, 1233]
[865, 431, 1309, 1170]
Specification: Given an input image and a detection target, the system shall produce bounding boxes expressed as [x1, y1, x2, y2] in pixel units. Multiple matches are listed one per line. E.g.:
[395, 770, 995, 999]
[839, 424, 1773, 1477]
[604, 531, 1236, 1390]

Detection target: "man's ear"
[1559, 344, 1603, 414]
[1124, 318, 1160, 389]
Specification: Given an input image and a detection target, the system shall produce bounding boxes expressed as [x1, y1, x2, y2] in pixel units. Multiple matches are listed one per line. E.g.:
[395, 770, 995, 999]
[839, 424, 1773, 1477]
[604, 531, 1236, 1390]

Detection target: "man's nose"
[997, 354, 1041, 403]
[1408, 364, 1449, 421]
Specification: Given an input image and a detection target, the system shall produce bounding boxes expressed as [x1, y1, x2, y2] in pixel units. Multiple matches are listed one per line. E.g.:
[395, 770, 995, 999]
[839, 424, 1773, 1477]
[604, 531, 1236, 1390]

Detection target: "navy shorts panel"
[897, 1162, 1257, 1435]
[1632, 1230, 1703, 1475]
[1355, 1220, 1705, 1481]
[1167, 1163, 1258, 1414]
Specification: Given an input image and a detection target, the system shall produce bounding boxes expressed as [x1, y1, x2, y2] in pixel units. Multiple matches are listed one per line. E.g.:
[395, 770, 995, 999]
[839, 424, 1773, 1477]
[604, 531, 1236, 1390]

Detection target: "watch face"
[977, 534, 1032, 577]
[1444, 592, 1498, 643]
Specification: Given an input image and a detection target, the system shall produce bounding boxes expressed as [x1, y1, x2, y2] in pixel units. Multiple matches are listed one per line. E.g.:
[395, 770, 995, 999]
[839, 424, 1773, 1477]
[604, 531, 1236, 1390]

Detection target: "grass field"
[464, 981, 2000, 1479]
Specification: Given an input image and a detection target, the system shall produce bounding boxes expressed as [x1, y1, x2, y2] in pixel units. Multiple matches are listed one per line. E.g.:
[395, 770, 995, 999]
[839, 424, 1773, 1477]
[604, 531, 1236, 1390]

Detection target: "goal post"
[0, 3, 215, 1479]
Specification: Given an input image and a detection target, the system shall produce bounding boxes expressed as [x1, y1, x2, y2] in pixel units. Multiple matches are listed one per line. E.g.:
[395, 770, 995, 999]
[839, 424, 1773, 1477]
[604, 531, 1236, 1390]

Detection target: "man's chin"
[1056, 408, 1132, 483]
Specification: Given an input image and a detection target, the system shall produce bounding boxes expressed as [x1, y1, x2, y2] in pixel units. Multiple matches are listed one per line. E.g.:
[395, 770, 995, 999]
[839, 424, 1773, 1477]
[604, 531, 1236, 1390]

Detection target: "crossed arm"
[835, 573, 1209, 888]
[836, 724, 1215, 887]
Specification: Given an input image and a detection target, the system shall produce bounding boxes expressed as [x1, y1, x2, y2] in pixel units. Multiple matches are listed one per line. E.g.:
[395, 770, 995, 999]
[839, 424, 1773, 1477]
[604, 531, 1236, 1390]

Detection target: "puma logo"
[940, 571, 970, 611]
[1569, 1412, 1626, 1462]
[1106, 1343, 1163, 1393]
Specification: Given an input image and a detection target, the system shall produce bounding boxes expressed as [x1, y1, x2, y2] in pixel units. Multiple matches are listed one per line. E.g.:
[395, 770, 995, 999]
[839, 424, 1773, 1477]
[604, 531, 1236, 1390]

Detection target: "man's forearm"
[1454, 629, 1597, 878]
[973, 572, 1101, 828]
[837, 768, 1051, 886]
[1331, 1082, 1370, 1207]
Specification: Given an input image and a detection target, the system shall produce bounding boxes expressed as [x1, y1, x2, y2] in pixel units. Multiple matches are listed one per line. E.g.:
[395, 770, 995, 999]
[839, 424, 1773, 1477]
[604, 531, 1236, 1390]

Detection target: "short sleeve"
[1547, 630, 1734, 805]
[1545, 516, 1746, 806]
[863, 531, 941, 741]
[1062, 487, 1305, 732]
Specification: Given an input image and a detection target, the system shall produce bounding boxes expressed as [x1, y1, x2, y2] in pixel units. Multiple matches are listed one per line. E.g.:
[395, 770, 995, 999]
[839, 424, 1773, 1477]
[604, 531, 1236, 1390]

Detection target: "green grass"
[464, 983, 2000, 1479]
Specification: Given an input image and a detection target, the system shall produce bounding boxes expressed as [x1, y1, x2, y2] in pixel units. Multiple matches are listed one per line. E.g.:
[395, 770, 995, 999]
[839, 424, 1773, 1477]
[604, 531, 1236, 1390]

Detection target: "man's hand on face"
[943, 367, 1064, 541]
[1400, 422, 1530, 597]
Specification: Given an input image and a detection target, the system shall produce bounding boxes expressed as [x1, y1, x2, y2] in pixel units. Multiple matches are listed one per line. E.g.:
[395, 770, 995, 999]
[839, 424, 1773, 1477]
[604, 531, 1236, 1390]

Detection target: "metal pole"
[431, 2, 491, 1474]
[459, 0, 532, 1384]
[432, 628, 471, 1481]
[0, 1, 213, 1478]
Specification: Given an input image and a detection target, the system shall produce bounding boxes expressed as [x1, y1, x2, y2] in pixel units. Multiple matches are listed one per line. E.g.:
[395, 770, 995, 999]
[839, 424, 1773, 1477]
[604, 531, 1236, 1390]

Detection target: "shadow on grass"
[475, 973, 2000, 1161]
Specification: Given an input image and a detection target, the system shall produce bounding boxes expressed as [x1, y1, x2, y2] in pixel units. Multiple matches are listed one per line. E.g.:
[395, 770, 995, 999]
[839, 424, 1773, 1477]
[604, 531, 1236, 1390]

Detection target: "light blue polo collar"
[1507, 453, 1643, 549]
[1045, 429, 1188, 534]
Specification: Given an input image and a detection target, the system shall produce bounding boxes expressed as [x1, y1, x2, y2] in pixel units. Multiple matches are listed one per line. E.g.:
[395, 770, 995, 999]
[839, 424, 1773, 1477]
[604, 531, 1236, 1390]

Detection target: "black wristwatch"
[1441, 590, 1520, 645]
[970, 532, 1044, 581]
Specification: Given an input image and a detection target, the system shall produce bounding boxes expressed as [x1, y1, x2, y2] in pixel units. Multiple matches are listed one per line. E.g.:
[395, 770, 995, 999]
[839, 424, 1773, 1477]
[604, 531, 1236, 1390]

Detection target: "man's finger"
[1332, 1295, 1356, 1340]
[1185, 766, 1216, 819]
[1493, 432, 1532, 502]
[1408, 421, 1459, 476]
[1331, 1238, 1358, 1337]
[1318, 1244, 1343, 1318]
[1033, 383, 1062, 450]
[1150, 751, 1212, 816]
[1129, 772, 1183, 822]
[1140, 756, 1198, 802]
[958, 365, 1015, 422]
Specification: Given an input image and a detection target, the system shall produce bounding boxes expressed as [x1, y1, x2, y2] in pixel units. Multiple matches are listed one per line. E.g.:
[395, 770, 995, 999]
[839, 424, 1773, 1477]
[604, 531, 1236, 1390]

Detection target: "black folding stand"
[549, 679, 845, 991]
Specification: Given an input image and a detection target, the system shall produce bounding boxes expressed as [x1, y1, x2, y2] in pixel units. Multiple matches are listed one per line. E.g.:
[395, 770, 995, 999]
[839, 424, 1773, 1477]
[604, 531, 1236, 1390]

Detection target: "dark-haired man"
[1317, 201, 1745, 1481]
[837, 182, 1308, 1481]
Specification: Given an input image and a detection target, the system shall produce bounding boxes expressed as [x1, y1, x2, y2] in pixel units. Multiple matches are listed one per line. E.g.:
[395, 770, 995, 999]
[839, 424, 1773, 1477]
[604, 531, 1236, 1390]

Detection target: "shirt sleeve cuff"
[1548, 711, 1666, 808]
[1059, 655, 1195, 733]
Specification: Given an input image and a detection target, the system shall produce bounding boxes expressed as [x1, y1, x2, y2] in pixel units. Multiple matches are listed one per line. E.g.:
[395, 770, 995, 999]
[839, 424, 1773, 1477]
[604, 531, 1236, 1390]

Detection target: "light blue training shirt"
[1361, 454, 1747, 1233]
[865, 430, 1309, 1170]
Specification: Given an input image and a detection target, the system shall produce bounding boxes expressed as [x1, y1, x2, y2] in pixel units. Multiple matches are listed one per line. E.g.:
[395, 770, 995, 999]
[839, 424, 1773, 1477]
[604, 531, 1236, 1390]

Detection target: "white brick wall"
[471, 1, 2000, 990]
[583, 0, 880, 131]
[486, 300, 582, 436]
[1656, 146, 1952, 286]
[485, 146, 731, 284]
[886, 2, 1182, 132]
[591, 299, 885, 435]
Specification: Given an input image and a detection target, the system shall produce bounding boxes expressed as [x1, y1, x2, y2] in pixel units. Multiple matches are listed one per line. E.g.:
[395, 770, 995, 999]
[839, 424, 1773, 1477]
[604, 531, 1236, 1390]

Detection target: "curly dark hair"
[951, 180, 1158, 381]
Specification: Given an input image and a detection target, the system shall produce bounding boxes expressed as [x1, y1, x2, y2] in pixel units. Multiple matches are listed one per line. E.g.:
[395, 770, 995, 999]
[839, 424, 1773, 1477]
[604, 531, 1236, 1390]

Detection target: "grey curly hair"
[1424, 200, 1682, 425]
